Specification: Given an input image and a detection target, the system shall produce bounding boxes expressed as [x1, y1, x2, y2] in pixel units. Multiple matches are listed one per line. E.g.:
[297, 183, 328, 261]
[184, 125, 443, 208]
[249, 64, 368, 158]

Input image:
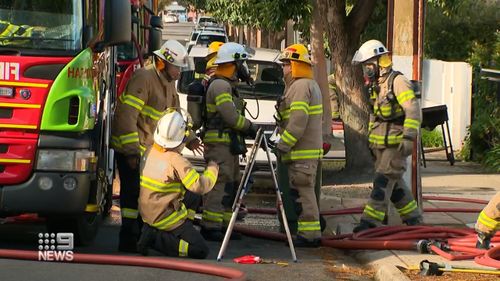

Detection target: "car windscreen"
[0, 0, 83, 51]
[178, 59, 284, 101]
[199, 18, 217, 24]
[196, 35, 226, 47]
[236, 61, 284, 101]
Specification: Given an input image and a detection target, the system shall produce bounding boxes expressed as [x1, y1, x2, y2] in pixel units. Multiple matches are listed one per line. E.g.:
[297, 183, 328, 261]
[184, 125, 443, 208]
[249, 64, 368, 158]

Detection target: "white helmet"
[352, 40, 389, 64]
[153, 40, 188, 68]
[154, 110, 188, 149]
[214, 42, 249, 65]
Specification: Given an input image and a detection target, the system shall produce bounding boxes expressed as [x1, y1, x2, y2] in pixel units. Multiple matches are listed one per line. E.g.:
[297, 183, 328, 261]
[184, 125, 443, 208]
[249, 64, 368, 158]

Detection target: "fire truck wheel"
[46, 212, 101, 246]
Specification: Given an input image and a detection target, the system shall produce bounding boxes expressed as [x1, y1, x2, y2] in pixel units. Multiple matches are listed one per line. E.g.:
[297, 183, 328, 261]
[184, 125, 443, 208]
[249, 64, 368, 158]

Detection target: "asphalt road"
[0, 194, 371, 281]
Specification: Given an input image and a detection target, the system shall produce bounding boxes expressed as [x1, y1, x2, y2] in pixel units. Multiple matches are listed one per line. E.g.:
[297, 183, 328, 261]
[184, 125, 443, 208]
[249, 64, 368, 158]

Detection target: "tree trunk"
[310, 0, 333, 146]
[250, 27, 258, 47]
[325, 0, 377, 173]
[268, 30, 285, 50]
[261, 29, 269, 48]
[238, 26, 244, 44]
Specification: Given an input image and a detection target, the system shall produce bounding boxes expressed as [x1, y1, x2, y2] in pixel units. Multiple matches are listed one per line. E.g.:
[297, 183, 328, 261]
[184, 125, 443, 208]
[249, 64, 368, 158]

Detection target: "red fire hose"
[2, 195, 499, 274]
[243, 195, 500, 269]
[0, 249, 246, 281]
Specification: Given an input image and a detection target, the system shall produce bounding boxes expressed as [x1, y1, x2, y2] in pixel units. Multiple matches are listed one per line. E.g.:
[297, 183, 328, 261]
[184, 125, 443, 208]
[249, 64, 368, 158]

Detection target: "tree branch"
[347, 0, 378, 43]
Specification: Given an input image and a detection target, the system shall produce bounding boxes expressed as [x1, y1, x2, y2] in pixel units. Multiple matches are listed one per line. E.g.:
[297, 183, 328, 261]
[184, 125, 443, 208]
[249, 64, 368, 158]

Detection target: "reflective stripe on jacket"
[276, 78, 323, 162]
[139, 146, 218, 231]
[203, 77, 250, 144]
[111, 65, 185, 155]
[368, 71, 421, 148]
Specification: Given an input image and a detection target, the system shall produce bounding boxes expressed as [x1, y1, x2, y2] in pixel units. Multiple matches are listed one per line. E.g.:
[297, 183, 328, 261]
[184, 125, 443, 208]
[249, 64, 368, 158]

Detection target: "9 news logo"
[37, 232, 74, 261]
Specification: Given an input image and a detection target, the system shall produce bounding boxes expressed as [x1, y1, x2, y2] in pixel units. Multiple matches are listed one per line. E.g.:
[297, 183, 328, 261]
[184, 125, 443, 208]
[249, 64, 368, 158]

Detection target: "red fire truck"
[0, 0, 161, 244]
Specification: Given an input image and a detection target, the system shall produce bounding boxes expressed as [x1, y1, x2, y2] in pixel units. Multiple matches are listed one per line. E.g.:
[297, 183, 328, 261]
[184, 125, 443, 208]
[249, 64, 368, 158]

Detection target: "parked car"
[187, 30, 228, 52]
[177, 47, 344, 173]
[196, 16, 220, 28]
[164, 13, 179, 23]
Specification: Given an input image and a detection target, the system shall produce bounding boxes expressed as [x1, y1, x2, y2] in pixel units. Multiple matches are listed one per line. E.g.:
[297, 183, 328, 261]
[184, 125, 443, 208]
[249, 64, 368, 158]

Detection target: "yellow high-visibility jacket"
[111, 65, 194, 155]
[276, 78, 323, 162]
[368, 70, 421, 148]
[139, 145, 218, 231]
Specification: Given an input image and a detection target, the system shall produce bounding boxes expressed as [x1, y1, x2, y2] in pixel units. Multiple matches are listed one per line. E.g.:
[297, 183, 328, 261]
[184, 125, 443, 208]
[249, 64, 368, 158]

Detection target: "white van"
[178, 47, 282, 174]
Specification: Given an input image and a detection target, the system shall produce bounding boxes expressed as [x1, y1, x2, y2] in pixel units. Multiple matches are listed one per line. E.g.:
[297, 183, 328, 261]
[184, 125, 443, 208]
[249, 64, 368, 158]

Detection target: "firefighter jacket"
[203, 77, 251, 144]
[0, 20, 34, 44]
[368, 70, 421, 148]
[139, 145, 218, 231]
[111, 65, 194, 155]
[275, 77, 323, 162]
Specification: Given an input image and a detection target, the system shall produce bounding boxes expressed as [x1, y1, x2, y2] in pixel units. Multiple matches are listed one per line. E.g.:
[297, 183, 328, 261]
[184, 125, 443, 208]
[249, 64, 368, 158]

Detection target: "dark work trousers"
[151, 192, 206, 259]
[116, 152, 143, 246]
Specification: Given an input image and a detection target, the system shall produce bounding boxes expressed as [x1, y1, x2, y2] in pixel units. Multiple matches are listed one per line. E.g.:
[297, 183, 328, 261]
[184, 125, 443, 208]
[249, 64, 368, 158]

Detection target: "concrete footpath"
[321, 154, 500, 281]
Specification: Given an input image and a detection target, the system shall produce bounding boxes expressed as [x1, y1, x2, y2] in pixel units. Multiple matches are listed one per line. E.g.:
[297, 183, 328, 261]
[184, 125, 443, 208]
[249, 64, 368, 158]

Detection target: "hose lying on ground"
[1, 195, 498, 276]
[242, 195, 500, 270]
[0, 249, 246, 281]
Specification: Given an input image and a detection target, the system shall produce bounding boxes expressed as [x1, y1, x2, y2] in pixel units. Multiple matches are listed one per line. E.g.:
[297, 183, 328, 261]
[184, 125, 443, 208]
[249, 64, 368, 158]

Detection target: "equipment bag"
[186, 80, 206, 130]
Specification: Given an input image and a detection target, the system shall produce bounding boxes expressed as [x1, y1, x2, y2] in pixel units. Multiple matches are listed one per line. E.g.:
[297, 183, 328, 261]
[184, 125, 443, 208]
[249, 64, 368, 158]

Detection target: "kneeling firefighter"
[275, 44, 324, 247]
[351, 40, 423, 232]
[137, 110, 219, 258]
[200, 42, 257, 241]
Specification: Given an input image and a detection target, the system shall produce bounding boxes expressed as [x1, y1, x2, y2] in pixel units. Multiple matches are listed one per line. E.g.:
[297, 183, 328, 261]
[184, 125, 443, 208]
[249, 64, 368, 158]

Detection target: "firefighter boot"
[476, 231, 492, 249]
[200, 228, 225, 242]
[291, 235, 321, 248]
[353, 219, 377, 233]
[201, 227, 241, 241]
[136, 224, 158, 256]
[118, 219, 142, 253]
[118, 230, 139, 253]
[403, 216, 423, 226]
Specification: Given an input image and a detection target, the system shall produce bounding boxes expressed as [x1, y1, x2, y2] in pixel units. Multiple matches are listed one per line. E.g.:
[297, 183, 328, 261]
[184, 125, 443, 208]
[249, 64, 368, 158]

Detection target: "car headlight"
[36, 149, 96, 172]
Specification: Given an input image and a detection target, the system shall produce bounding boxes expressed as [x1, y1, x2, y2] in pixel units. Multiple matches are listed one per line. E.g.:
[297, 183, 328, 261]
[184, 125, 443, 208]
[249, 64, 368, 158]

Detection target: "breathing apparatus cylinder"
[186, 80, 205, 130]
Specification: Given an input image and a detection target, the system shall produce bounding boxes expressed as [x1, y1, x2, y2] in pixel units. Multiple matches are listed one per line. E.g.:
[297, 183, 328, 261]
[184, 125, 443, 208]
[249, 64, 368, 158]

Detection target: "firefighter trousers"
[360, 147, 422, 226]
[116, 152, 143, 242]
[141, 186, 204, 258]
[152, 220, 209, 259]
[475, 191, 500, 236]
[202, 143, 240, 229]
[287, 160, 321, 240]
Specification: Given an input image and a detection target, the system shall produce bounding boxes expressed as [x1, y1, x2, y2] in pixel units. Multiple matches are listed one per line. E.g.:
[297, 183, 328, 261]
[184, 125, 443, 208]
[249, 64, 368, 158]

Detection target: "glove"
[398, 138, 414, 157]
[261, 136, 275, 152]
[322, 142, 332, 155]
[246, 123, 257, 139]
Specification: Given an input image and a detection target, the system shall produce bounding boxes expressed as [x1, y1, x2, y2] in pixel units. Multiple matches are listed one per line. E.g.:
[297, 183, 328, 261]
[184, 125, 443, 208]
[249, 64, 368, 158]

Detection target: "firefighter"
[328, 74, 341, 121]
[475, 192, 500, 249]
[111, 40, 202, 252]
[200, 42, 257, 241]
[275, 44, 323, 247]
[137, 109, 219, 258]
[203, 41, 224, 86]
[352, 40, 423, 232]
